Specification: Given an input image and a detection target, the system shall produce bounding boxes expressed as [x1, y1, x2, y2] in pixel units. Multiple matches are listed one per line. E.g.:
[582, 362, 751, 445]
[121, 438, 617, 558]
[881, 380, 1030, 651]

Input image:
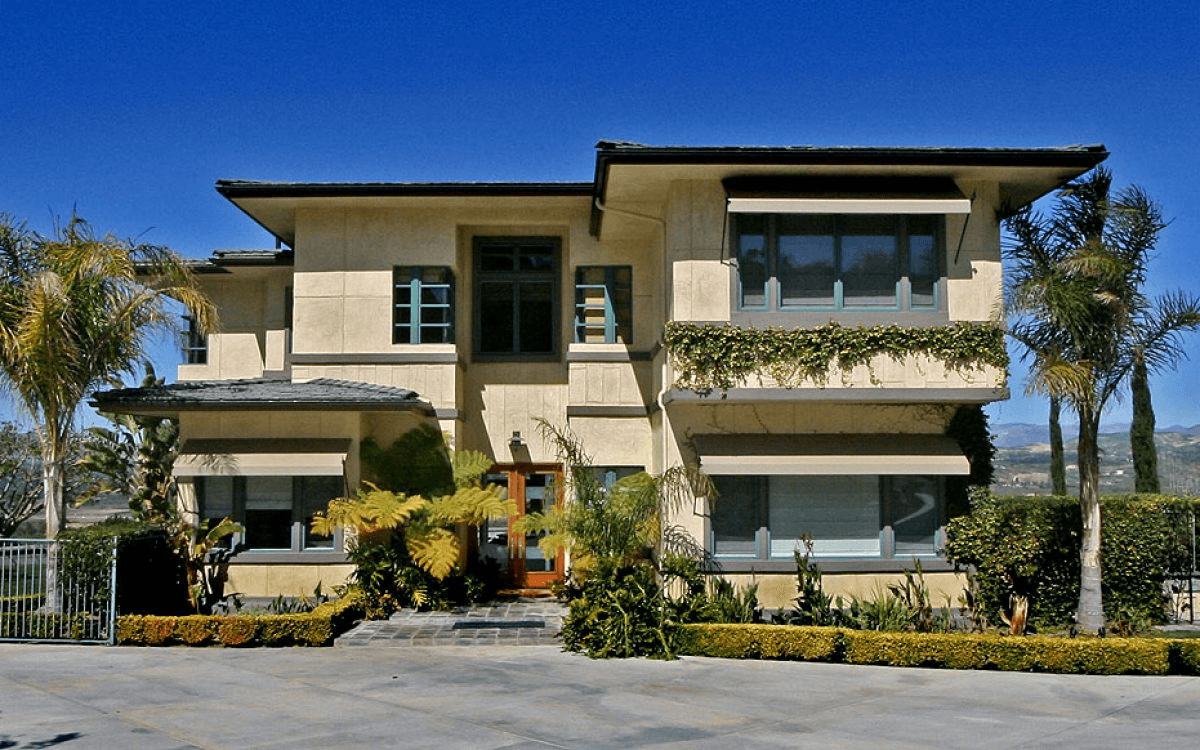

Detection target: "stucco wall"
[724, 570, 968, 610]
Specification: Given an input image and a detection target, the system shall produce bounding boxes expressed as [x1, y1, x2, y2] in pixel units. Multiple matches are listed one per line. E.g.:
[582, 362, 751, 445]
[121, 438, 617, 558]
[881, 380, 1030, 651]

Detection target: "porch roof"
[89, 377, 436, 417]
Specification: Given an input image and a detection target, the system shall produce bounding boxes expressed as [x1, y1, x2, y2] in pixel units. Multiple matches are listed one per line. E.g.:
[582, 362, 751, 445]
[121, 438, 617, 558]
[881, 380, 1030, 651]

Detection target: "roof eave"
[589, 141, 1110, 236]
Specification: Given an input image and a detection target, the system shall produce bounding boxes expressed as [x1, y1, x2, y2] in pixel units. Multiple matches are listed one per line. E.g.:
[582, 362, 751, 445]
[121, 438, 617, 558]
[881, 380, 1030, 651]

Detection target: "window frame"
[709, 473, 946, 562]
[183, 315, 207, 365]
[574, 265, 633, 344]
[393, 266, 455, 345]
[472, 236, 561, 361]
[195, 474, 345, 555]
[733, 214, 944, 314]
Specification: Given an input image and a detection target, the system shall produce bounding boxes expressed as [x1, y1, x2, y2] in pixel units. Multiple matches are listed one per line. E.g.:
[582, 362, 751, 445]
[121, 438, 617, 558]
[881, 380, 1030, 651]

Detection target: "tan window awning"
[726, 196, 972, 214]
[694, 434, 970, 476]
[174, 438, 350, 477]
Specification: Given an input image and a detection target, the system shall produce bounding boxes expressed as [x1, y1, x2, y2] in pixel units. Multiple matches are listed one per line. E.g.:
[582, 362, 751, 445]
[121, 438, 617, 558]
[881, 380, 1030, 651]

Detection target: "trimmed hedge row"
[678, 623, 1200, 675]
[116, 591, 364, 647]
[944, 491, 1200, 629]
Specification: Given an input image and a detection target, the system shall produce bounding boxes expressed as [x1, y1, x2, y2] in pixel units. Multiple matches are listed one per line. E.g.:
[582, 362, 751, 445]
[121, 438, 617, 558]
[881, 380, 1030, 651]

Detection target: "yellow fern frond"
[535, 530, 571, 558]
[428, 485, 515, 525]
[407, 527, 461, 580]
[452, 448, 497, 489]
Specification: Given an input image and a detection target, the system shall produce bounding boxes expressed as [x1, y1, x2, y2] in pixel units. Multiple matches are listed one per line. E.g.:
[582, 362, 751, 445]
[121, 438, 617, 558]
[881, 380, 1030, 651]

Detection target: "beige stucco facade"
[154, 142, 1104, 599]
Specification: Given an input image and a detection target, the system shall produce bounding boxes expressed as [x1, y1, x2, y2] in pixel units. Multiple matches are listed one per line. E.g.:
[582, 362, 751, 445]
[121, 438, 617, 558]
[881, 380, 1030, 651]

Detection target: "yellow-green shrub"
[679, 623, 841, 661]
[117, 591, 364, 647]
[678, 623, 1179, 675]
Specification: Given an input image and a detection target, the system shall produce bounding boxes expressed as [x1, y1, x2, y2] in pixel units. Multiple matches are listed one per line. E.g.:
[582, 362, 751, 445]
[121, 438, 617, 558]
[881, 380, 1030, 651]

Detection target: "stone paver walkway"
[335, 598, 566, 647]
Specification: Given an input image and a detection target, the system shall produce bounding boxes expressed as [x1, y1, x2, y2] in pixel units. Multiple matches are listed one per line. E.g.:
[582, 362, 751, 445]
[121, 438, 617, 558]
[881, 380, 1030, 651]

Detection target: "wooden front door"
[479, 465, 564, 589]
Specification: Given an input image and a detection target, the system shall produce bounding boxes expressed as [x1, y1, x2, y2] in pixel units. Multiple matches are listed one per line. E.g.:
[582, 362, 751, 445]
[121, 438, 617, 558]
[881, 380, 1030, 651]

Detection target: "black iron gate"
[0, 537, 118, 644]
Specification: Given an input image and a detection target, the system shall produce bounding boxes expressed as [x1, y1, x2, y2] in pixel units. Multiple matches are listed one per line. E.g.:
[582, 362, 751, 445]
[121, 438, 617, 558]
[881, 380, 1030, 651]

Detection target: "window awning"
[723, 176, 972, 215]
[174, 438, 350, 477]
[694, 434, 970, 476]
[726, 196, 972, 214]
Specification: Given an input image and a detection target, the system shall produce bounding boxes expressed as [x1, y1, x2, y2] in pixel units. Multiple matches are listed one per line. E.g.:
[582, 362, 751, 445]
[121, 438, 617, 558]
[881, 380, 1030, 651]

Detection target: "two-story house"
[93, 140, 1107, 606]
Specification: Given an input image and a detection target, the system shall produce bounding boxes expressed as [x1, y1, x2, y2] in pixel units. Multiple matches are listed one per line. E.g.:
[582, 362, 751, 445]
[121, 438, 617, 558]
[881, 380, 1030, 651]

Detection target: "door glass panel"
[523, 472, 556, 573]
[479, 473, 510, 574]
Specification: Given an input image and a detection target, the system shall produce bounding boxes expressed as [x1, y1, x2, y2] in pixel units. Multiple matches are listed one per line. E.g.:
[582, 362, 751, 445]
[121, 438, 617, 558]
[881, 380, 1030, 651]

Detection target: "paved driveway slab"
[3, 643, 1200, 748]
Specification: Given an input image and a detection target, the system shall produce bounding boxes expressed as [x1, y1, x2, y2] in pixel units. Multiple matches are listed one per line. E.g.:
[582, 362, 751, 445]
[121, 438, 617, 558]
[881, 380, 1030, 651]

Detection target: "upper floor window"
[183, 316, 207, 365]
[735, 214, 941, 312]
[474, 237, 559, 358]
[394, 266, 454, 344]
[574, 265, 632, 344]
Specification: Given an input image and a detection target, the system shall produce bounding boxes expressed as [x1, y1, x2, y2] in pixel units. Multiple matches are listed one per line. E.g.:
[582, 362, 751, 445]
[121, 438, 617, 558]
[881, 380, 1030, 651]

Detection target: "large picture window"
[196, 475, 343, 552]
[735, 214, 941, 311]
[474, 237, 559, 358]
[711, 474, 942, 560]
[394, 266, 454, 344]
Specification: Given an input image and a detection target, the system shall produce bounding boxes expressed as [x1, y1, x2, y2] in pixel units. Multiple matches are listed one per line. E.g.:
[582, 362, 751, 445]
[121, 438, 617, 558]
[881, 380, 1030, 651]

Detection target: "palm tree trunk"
[1049, 396, 1067, 496]
[41, 432, 66, 613]
[1131, 354, 1160, 493]
[1076, 408, 1106, 633]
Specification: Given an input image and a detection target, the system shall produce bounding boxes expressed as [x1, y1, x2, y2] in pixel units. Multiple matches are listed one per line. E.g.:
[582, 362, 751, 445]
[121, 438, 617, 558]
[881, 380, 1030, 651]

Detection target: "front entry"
[479, 465, 564, 589]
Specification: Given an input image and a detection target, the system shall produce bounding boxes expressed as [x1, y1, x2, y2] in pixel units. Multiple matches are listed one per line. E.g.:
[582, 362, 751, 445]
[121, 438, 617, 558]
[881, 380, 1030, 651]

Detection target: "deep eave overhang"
[589, 140, 1110, 235]
[215, 180, 593, 248]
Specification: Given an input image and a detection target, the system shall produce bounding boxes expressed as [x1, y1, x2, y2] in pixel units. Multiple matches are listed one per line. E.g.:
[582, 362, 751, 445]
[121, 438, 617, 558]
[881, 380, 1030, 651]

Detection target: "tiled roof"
[90, 377, 433, 414]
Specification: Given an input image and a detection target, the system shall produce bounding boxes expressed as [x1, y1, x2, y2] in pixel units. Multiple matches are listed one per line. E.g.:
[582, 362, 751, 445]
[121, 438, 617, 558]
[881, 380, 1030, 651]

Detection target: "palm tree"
[1006, 168, 1200, 632]
[1004, 206, 1070, 496]
[0, 213, 216, 539]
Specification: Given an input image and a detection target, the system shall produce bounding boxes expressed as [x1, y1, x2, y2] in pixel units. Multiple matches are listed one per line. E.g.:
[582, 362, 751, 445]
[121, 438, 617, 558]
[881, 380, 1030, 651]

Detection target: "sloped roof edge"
[90, 377, 435, 417]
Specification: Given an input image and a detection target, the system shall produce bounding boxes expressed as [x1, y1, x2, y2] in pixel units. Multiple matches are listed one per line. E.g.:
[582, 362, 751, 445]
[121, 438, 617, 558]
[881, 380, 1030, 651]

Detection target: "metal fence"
[0, 537, 117, 644]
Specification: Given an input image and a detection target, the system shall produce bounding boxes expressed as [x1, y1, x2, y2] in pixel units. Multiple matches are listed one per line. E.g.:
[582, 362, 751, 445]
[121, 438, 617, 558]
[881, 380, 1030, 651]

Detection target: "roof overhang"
[215, 181, 593, 248]
[694, 434, 970, 476]
[590, 140, 1109, 236]
[89, 377, 437, 419]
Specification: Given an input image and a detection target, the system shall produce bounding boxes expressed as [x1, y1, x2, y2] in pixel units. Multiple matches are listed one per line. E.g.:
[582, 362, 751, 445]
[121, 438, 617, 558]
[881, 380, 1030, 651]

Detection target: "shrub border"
[678, 623, 1200, 675]
[116, 591, 364, 647]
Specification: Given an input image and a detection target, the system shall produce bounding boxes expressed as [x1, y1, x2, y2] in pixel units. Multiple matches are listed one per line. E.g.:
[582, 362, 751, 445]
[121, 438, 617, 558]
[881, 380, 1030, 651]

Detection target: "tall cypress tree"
[1048, 396, 1068, 496]
[1130, 352, 1160, 493]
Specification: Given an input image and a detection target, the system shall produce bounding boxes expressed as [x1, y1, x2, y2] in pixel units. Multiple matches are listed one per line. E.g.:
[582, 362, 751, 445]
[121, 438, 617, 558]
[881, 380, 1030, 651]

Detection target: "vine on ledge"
[662, 321, 1008, 393]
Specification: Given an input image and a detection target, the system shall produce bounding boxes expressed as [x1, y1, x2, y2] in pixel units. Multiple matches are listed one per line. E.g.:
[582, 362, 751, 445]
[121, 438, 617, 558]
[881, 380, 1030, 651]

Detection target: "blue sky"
[3, 0, 1198, 430]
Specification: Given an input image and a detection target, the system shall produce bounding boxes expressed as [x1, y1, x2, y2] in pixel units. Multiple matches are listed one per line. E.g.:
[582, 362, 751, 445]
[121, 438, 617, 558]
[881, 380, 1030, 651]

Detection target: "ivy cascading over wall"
[662, 321, 1008, 393]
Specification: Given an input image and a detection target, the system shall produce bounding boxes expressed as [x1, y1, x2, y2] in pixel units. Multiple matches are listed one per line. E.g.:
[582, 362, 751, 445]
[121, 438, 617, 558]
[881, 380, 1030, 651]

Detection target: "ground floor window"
[196, 475, 344, 552]
[711, 474, 942, 560]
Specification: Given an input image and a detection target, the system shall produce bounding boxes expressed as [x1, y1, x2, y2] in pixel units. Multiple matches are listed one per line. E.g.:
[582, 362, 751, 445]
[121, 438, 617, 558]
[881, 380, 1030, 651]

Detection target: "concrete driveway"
[2, 643, 1199, 749]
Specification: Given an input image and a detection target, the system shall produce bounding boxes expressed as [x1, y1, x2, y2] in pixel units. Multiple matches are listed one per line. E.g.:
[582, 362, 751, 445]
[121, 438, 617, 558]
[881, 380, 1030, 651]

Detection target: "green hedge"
[944, 491, 1200, 629]
[678, 623, 1190, 675]
[116, 590, 364, 647]
[0, 611, 104, 640]
[58, 518, 190, 616]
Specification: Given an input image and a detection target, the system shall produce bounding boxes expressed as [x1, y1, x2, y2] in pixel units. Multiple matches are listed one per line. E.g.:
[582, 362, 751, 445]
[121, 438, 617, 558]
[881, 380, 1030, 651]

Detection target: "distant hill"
[990, 422, 1200, 448]
[989, 423, 1200, 496]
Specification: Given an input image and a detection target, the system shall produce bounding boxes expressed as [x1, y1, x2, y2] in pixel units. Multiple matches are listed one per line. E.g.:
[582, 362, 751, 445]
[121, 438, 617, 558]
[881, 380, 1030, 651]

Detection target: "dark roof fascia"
[216, 180, 594, 199]
[589, 140, 1110, 235]
[187, 250, 294, 274]
[90, 397, 436, 418]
